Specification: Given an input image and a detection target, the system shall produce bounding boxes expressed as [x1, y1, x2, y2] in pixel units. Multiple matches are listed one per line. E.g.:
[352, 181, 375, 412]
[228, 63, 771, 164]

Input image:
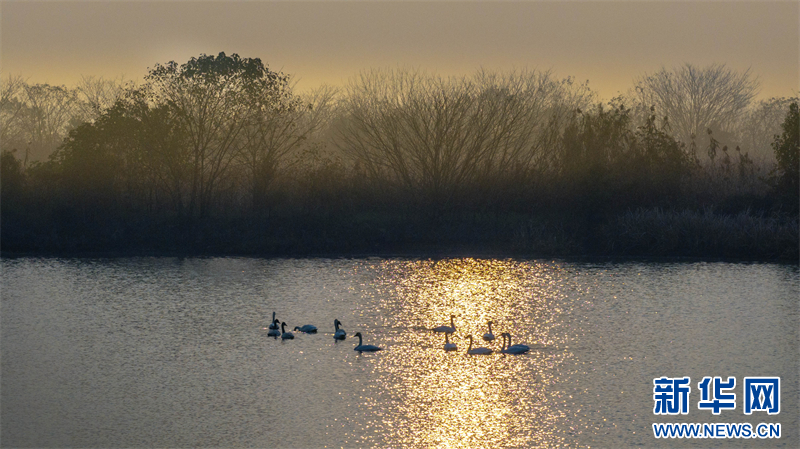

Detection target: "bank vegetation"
[2, 54, 797, 259]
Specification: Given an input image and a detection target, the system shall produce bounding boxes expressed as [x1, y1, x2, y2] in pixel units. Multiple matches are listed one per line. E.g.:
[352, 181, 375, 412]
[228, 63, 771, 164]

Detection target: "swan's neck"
[445, 333, 450, 344]
[334, 320, 340, 331]
[281, 322, 286, 333]
[506, 334, 512, 347]
[357, 334, 363, 346]
[450, 316, 455, 329]
[488, 322, 492, 333]
[467, 335, 473, 352]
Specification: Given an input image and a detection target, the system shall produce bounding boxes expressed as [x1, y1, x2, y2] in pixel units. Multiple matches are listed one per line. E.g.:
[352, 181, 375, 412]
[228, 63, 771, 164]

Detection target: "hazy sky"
[2, 1, 798, 100]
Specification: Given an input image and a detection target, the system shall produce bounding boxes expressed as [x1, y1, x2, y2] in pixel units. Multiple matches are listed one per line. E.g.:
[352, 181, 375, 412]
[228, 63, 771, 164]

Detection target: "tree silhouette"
[772, 101, 799, 205]
[238, 85, 336, 215]
[336, 68, 592, 211]
[143, 52, 292, 220]
[0, 79, 82, 163]
[634, 63, 759, 150]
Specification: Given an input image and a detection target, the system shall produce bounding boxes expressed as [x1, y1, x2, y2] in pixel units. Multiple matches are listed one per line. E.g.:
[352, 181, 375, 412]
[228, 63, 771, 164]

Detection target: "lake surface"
[2, 257, 797, 448]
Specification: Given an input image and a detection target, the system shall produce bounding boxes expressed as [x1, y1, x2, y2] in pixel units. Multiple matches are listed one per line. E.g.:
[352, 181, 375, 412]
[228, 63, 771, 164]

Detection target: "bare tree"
[20, 82, 81, 163]
[74, 75, 129, 122]
[336, 69, 480, 206]
[2, 75, 128, 164]
[1, 76, 82, 163]
[238, 84, 338, 213]
[472, 69, 594, 174]
[335, 68, 593, 208]
[0, 75, 27, 156]
[633, 63, 759, 151]
[735, 96, 799, 164]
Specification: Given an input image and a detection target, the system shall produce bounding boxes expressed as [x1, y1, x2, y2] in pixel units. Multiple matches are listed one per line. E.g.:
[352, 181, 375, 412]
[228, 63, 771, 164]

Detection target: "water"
[1, 257, 797, 448]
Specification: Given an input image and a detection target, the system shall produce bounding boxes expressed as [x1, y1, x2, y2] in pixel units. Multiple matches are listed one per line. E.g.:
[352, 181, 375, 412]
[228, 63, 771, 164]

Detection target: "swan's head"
[335, 319, 341, 326]
[294, 326, 301, 331]
[354, 332, 362, 338]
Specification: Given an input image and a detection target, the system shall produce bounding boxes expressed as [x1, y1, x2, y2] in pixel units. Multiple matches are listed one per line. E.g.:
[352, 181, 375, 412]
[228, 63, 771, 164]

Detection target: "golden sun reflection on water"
[358, 258, 575, 448]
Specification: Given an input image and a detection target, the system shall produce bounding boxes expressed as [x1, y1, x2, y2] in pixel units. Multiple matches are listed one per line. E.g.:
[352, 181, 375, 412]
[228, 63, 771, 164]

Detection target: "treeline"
[1, 54, 798, 259]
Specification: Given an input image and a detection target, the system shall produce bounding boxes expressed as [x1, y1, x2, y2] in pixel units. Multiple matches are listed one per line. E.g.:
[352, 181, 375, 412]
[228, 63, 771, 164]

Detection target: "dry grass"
[606, 207, 799, 259]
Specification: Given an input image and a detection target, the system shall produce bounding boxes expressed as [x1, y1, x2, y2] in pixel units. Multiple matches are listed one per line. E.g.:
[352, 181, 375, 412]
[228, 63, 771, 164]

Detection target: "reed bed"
[605, 207, 799, 259]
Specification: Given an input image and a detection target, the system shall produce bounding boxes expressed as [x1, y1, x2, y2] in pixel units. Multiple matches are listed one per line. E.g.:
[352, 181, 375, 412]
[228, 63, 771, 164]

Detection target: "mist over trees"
[772, 102, 799, 202]
[633, 64, 759, 151]
[22, 54, 333, 228]
[1, 54, 797, 258]
[336, 68, 593, 212]
[737, 96, 799, 163]
[142, 53, 297, 221]
[1, 75, 128, 164]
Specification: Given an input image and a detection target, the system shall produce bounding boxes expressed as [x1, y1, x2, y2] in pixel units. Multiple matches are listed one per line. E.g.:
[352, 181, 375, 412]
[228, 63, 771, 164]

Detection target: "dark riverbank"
[3, 208, 797, 261]
[3, 61, 797, 262]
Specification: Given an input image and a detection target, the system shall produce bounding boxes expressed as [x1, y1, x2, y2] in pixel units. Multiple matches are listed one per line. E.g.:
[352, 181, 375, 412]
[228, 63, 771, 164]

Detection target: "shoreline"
[3, 248, 796, 264]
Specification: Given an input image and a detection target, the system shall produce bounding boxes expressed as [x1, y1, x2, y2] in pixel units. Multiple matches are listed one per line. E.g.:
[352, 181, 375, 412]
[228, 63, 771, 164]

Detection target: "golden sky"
[2, 1, 798, 99]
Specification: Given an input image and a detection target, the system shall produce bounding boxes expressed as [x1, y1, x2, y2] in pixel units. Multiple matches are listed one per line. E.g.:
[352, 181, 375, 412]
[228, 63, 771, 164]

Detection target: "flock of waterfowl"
[433, 315, 530, 355]
[266, 312, 530, 355]
[266, 311, 382, 352]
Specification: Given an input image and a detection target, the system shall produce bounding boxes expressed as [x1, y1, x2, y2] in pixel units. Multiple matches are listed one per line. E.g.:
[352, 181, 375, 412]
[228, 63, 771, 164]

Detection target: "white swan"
[294, 324, 318, 334]
[443, 333, 457, 351]
[267, 319, 280, 337]
[500, 332, 529, 354]
[268, 312, 279, 330]
[482, 321, 495, 342]
[353, 332, 382, 352]
[333, 319, 346, 340]
[466, 335, 492, 355]
[433, 315, 456, 334]
[281, 322, 294, 340]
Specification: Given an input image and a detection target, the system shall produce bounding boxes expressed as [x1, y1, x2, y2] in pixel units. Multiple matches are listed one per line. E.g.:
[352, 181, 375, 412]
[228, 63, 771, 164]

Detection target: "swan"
[443, 333, 457, 351]
[482, 321, 495, 342]
[500, 332, 529, 354]
[294, 324, 318, 334]
[267, 319, 280, 337]
[353, 332, 382, 352]
[268, 312, 280, 330]
[280, 322, 294, 340]
[333, 319, 346, 340]
[466, 335, 492, 355]
[433, 315, 456, 334]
